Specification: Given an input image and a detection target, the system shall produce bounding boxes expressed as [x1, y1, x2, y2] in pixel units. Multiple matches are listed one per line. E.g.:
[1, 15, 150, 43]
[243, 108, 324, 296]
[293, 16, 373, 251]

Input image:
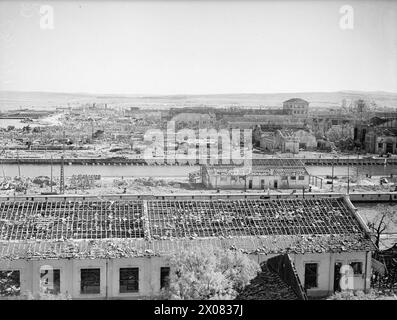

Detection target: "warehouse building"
[0, 195, 374, 299]
[201, 159, 310, 190]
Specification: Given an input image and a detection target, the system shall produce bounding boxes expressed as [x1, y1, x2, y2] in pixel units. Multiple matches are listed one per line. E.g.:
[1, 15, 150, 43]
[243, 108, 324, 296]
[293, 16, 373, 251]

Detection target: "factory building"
[0, 195, 374, 299]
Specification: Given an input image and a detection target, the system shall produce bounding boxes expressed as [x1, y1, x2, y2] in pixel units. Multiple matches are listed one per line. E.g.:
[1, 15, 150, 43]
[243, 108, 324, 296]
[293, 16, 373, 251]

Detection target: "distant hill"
[1, 90, 396, 111]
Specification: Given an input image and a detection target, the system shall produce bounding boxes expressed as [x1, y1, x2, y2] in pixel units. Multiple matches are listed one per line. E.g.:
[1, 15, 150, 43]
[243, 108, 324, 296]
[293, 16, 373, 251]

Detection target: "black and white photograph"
[0, 0, 396, 307]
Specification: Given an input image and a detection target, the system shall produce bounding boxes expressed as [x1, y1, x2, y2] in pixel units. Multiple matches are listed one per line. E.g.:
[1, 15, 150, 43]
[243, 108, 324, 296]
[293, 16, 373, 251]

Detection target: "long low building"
[0, 195, 375, 299]
[201, 162, 310, 190]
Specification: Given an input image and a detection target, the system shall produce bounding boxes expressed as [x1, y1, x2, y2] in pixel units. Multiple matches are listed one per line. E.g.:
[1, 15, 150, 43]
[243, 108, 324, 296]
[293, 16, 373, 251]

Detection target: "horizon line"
[1, 89, 397, 96]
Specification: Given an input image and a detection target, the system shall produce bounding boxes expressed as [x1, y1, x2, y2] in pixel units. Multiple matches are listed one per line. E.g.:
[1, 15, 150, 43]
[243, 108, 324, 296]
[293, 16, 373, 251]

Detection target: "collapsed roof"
[0, 196, 375, 260]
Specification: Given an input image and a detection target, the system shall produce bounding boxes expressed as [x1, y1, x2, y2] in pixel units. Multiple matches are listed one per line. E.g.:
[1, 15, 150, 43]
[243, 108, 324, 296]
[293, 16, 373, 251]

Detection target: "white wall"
[1, 251, 371, 299]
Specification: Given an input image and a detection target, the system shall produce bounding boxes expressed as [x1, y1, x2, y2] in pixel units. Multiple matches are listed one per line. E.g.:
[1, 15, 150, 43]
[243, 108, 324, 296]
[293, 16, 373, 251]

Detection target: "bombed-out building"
[354, 117, 397, 154]
[0, 194, 374, 299]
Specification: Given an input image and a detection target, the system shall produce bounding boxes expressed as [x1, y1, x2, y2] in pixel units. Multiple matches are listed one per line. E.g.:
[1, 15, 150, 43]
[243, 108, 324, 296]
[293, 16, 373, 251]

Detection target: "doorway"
[333, 262, 342, 292]
[386, 142, 393, 154]
[274, 180, 278, 189]
[248, 180, 253, 189]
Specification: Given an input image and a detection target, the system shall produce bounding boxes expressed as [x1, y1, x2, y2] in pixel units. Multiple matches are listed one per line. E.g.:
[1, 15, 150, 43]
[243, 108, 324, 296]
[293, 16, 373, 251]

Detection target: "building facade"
[201, 164, 310, 190]
[283, 98, 309, 116]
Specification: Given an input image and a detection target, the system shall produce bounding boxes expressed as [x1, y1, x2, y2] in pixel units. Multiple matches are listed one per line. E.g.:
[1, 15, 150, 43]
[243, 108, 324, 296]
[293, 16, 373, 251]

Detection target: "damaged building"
[201, 159, 310, 190]
[354, 117, 397, 154]
[0, 195, 374, 299]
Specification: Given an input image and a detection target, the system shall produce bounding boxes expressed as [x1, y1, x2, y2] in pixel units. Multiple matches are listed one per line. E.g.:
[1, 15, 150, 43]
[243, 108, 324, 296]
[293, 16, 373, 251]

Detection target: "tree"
[163, 247, 260, 300]
[365, 205, 397, 249]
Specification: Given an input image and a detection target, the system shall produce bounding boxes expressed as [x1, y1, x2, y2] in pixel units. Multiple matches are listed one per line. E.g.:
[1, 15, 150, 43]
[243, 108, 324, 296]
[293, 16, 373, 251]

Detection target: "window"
[350, 262, 363, 275]
[80, 268, 100, 294]
[304, 263, 318, 289]
[281, 176, 288, 180]
[298, 176, 305, 180]
[290, 176, 296, 180]
[40, 268, 60, 294]
[0, 270, 20, 296]
[119, 268, 139, 293]
[378, 143, 383, 149]
[160, 267, 170, 289]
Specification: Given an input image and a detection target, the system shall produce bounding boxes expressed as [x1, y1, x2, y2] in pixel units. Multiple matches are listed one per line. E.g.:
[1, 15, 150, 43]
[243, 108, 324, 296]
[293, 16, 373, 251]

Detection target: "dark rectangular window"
[350, 262, 363, 275]
[378, 143, 383, 148]
[80, 268, 100, 294]
[160, 267, 170, 289]
[0, 270, 20, 296]
[40, 269, 60, 294]
[304, 263, 318, 289]
[298, 176, 305, 180]
[119, 268, 139, 293]
[291, 176, 296, 180]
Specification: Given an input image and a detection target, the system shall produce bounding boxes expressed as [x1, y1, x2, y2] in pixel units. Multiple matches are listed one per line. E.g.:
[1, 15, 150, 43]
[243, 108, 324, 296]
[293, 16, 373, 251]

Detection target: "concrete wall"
[291, 251, 371, 297]
[255, 250, 371, 297]
[0, 257, 168, 300]
[0, 251, 371, 299]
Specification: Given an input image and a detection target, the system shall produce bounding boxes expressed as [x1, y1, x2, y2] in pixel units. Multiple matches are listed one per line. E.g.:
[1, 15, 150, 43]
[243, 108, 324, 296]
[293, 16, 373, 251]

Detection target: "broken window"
[80, 268, 100, 294]
[119, 268, 139, 293]
[160, 267, 170, 289]
[304, 263, 318, 289]
[40, 268, 60, 295]
[378, 143, 383, 149]
[349, 262, 363, 275]
[0, 270, 20, 296]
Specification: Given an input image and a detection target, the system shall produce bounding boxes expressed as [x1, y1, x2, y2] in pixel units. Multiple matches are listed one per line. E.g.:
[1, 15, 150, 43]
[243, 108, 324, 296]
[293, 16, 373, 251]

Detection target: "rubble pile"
[236, 263, 299, 300]
[0, 177, 30, 192]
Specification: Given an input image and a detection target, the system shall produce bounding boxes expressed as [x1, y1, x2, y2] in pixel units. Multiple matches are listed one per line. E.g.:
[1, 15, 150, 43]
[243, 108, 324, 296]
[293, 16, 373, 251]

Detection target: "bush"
[164, 247, 260, 300]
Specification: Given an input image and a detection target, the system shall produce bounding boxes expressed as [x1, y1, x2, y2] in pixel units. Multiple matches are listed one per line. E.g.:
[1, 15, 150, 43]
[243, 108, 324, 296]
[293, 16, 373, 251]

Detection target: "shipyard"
[0, 0, 396, 306]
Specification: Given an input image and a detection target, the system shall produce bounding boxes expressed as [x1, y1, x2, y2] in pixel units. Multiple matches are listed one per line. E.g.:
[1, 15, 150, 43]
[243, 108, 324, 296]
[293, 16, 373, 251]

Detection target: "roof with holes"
[0, 196, 375, 260]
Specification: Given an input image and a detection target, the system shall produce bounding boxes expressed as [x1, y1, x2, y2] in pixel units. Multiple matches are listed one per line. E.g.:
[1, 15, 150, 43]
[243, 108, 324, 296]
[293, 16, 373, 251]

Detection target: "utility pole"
[16, 149, 21, 178]
[60, 130, 65, 194]
[50, 155, 53, 193]
[347, 154, 350, 195]
[331, 157, 335, 192]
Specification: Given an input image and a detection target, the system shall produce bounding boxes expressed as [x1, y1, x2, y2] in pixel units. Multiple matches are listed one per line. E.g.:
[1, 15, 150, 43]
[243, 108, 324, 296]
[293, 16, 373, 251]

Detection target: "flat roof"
[204, 165, 308, 176]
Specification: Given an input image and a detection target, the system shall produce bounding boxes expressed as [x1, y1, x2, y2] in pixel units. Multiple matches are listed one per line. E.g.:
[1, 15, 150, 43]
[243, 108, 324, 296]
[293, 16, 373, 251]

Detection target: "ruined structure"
[0, 195, 374, 299]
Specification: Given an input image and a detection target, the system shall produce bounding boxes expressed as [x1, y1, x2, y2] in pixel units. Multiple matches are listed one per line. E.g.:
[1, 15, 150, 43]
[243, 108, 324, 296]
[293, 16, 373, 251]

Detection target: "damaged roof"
[236, 263, 299, 300]
[0, 197, 375, 260]
[204, 165, 308, 176]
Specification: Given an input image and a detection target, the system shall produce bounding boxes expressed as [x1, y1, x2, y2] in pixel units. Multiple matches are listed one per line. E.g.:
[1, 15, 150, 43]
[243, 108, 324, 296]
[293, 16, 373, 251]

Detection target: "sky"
[0, 0, 396, 94]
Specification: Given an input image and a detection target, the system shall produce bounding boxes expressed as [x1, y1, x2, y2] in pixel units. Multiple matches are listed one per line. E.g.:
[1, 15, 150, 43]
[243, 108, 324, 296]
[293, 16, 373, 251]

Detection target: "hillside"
[1, 90, 396, 111]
